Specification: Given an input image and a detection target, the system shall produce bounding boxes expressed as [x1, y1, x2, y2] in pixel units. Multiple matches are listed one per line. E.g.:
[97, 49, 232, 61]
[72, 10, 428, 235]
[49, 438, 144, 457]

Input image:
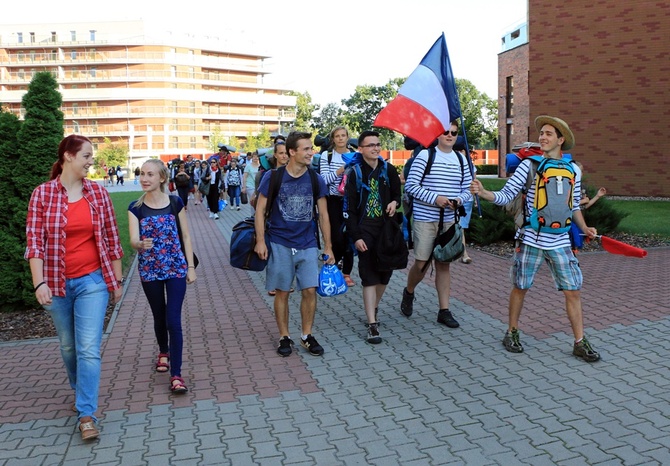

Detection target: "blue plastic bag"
[218, 199, 228, 211]
[316, 256, 348, 297]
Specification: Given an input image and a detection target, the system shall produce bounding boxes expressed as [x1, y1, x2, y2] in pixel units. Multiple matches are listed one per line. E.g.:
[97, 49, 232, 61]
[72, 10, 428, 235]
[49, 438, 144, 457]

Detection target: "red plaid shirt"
[25, 178, 124, 296]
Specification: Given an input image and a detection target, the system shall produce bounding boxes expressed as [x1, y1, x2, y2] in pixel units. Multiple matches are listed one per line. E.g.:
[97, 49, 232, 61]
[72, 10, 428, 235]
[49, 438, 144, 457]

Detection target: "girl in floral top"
[128, 159, 196, 394]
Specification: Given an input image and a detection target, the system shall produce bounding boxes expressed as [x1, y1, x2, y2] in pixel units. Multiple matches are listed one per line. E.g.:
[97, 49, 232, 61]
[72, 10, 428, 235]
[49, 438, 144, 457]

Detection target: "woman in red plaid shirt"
[25, 134, 124, 441]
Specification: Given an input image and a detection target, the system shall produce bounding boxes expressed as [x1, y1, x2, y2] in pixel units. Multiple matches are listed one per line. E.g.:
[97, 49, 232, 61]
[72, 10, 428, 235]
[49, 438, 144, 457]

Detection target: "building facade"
[0, 20, 296, 167]
[499, 2, 669, 196]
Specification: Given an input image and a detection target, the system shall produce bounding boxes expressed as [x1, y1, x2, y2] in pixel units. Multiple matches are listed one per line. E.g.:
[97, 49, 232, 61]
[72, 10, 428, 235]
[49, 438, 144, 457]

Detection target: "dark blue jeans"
[141, 277, 187, 377]
[228, 185, 241, 207]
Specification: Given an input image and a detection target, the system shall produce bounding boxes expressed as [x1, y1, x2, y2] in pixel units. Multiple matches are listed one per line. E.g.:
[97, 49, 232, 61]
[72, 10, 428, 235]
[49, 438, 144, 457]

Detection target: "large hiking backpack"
[527, 155, 576, 234]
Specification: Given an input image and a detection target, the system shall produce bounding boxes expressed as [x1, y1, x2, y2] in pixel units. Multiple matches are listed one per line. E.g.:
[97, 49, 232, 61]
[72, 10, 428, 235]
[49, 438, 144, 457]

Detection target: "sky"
[3, 0, 527, 107]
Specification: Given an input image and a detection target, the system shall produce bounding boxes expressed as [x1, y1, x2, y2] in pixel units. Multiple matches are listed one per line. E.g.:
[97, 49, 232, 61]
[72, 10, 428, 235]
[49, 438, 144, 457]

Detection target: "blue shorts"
[460, 200, 474, 229]
[510, 244, 583, 291]
[267, 242, 319, 291]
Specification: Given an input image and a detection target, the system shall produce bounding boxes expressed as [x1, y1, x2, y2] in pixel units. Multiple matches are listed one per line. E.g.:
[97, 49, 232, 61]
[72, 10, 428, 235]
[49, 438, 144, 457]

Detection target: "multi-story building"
[0, 20, 296, 168]
[498, 2, 669, 197]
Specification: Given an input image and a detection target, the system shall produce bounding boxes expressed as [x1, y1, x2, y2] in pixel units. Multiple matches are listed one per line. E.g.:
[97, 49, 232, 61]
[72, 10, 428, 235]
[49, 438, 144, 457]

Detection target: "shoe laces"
[510, 328, 521, 345]
[578, 337, 596, 354]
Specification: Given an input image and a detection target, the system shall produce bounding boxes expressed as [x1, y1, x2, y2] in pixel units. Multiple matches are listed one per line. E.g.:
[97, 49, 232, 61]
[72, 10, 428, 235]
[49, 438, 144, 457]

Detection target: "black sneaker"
[366, 323, 382, 344]
[300, 334, 324, 356]
[437, 309, 459, 328]
[573, 336, 600, 362]
[277, 336, 294, 357]
[502, 328, 523, 353]
[401, 288, 414, 317]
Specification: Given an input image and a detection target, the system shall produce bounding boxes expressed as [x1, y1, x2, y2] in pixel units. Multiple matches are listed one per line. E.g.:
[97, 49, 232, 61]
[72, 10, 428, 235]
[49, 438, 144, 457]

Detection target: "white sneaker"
[237, 206, 241, 211]
[209, 212, 213, 218]
[214, 214, 219, 219]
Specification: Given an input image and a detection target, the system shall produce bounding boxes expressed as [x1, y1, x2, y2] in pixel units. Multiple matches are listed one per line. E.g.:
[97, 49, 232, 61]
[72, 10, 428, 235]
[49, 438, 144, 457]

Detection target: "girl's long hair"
[132, 159, 170, 208]
[51, 134, 92, 180]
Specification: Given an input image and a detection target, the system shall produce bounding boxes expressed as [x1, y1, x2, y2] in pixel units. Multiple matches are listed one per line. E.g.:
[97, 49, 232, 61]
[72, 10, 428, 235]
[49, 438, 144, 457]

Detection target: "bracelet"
[33, 281, 46, 292]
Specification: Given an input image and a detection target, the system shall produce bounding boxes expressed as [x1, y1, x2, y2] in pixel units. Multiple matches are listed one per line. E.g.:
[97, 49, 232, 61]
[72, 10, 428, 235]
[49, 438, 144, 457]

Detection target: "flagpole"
[459, 117, 482, 218]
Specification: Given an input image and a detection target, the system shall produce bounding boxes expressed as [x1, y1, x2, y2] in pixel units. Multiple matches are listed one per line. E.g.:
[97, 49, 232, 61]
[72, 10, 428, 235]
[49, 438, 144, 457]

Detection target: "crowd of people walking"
[26, 115, 602, 441]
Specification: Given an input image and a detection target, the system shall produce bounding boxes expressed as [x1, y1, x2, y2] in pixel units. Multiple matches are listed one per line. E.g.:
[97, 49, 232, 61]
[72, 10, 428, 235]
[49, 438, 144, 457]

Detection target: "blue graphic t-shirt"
[128, 197, 187, 282]
[258, 168, 327, 249]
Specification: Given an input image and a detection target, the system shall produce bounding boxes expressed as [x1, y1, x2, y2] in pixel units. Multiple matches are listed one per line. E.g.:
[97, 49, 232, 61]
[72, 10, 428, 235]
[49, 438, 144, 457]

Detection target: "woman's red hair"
[51, 134, 92, 180]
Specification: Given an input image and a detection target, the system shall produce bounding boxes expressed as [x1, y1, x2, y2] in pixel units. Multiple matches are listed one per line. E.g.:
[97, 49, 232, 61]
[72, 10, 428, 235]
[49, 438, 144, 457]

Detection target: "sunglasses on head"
[443, 130, 458, 136]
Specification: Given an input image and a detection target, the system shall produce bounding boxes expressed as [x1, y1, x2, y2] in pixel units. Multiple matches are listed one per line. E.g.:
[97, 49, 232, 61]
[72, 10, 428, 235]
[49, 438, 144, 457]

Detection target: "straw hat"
[534, 115, 575, 150]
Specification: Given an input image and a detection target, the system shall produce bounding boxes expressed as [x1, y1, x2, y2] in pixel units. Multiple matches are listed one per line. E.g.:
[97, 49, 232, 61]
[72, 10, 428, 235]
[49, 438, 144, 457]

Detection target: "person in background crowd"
[193, 160, 204, 205]
[319, 126, 356, 287]
[224, 157, 243, 211]
[243, 152, 261, 210]
[128, 159, 196, 394]
[26, 134, 124, 441]
[116, 166, 124, 185]
[134, 166, 141, 185]
[204, 159, 223, 219]
[174, 163, 191, 210]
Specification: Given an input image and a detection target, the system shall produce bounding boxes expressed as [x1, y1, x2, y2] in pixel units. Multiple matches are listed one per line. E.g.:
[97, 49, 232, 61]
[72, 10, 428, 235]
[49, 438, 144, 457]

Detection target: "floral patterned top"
[128, 196, 187, 282]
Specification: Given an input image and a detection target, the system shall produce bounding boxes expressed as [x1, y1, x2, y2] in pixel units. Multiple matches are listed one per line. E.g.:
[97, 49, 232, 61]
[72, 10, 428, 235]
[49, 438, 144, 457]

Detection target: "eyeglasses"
[361, 143, 382, 149]
[443, 130, 458, 136]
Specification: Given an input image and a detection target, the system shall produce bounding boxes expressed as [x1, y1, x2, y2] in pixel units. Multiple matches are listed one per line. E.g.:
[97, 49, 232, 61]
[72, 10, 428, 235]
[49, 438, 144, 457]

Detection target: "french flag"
[374, 33, 462, 148]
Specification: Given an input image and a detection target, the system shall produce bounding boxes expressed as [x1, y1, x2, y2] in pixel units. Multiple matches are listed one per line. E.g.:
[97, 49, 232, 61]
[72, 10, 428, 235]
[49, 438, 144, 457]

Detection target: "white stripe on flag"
[398, 64, 452, 130]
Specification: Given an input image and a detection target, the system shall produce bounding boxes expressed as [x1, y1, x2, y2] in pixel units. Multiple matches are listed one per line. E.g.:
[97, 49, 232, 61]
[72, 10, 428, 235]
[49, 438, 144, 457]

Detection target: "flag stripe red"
[374, 95, 444, 148]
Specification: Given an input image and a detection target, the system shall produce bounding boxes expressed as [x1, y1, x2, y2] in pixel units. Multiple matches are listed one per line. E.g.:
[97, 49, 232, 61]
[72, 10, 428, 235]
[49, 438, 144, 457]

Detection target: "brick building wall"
[528, 0, 670, 196]
[498, 43, 530, 176]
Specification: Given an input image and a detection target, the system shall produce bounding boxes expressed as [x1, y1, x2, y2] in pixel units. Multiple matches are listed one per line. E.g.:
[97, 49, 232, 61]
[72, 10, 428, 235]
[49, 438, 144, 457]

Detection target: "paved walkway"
[1, 188, 670, 465]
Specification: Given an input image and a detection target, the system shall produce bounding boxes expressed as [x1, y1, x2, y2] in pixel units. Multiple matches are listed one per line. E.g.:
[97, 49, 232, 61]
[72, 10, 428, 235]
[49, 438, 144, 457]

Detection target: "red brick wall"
[498, 43, 531, 175]
[529, 0, 670, 196]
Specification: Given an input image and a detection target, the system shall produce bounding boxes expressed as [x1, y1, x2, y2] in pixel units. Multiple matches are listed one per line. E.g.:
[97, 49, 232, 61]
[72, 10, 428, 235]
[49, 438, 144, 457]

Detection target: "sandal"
[79, 418, 99, 440]
[156, 353, 170, 373]
[460, 256, 472, 264]
[268, 288, 295, 296]
[343, 275, 356, 287]
[170, 376, 188, 394]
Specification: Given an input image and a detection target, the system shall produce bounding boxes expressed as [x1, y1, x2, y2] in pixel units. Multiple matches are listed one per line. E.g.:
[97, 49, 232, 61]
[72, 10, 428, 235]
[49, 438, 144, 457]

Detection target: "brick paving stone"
[1, 195, 669, 464]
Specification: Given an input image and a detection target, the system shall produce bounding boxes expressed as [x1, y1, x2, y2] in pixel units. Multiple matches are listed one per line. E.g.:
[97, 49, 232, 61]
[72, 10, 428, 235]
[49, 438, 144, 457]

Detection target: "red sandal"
[170, 376, 188, 394]
[156, 353, 170, 373]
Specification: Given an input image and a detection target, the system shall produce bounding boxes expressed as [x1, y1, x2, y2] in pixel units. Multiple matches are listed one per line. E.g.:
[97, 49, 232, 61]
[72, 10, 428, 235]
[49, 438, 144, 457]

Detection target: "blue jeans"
[228, 185, 241, 207]
[141, 278, 187, 377]
[43, 269, 109, 421]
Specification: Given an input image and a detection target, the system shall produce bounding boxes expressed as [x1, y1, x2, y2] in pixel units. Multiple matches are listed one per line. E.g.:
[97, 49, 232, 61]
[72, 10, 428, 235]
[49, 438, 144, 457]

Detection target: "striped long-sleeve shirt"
[491, 158, 583, 250]
[405, 148, 473, 223]
[319, 150, 346, 196]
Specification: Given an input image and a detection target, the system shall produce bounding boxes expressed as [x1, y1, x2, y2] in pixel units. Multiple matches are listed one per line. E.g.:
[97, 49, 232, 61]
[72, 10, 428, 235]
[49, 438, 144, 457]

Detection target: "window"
[71, 50, 77, 60]
[91, 120, 98, 132]
[29, 32, 35, 43]
[71, 31, 77, 41]
[72, 103, 79, 115]
[90, 67, 96, 78]
[190, 119, 196, 130]
[17, 32, 23, 43]
[172, 136, 179, 147]
[89, 30, 96, 41]
[511, 29, 520, 40]
[51, 32, 57, 42]
[506, 76, 514, 118]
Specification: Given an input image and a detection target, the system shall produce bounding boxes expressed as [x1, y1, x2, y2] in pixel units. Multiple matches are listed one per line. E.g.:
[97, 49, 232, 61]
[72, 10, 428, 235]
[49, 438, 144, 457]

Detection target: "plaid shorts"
[510, 243, 583, 291]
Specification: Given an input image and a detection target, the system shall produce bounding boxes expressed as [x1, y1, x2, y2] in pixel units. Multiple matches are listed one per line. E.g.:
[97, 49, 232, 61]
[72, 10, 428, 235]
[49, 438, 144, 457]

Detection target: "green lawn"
[109, 192, 138, 274]
[478, 177, 670, 238]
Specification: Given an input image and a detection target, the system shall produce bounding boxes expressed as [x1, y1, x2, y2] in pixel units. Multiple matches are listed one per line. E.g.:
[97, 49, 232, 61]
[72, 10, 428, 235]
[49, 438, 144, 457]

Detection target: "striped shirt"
[319, 150, 346, 196]
[405, 148, 473, 223]
[492, 158, 583, 250]
[25, 177, 124, 296]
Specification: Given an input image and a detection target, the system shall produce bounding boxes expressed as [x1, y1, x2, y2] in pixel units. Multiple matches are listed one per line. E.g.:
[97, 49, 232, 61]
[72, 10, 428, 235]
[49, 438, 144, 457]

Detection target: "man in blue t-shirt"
[255, 131, 335, 358]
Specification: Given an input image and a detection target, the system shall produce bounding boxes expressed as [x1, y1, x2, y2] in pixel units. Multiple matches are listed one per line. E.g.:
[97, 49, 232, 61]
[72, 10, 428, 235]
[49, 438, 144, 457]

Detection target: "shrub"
[468, 201, 517, 245]
[582, 186, 628, 234]
[476, 164, 498, 175]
